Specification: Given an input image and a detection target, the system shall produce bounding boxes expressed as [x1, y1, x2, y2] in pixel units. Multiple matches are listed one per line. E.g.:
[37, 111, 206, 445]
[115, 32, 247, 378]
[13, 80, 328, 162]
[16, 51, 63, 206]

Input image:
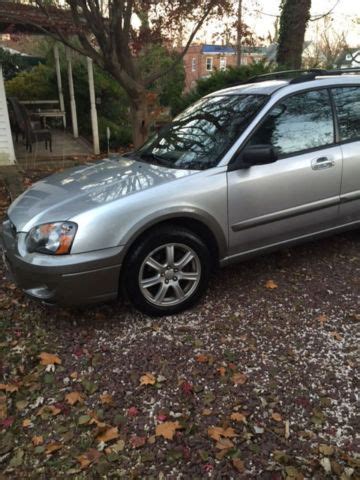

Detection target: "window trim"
[191, 57, 196, 72]
[229, 86, 338, 167]
[206, 57, 213, 72]
[219, 57, 227, 71]
[330, 85, 360, 145]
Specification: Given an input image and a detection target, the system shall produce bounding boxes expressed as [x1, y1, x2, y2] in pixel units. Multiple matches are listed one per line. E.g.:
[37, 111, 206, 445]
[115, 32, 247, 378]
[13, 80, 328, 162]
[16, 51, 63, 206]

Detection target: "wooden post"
[66, 48, 78, 138]
[87, 57, 100, 155]
[54, 44, 66, 128]
[236, 0, 242, 67]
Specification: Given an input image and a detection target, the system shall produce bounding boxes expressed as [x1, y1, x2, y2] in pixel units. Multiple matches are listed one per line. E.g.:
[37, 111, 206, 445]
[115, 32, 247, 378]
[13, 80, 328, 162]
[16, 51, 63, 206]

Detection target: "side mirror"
[229, 144, 278, 170]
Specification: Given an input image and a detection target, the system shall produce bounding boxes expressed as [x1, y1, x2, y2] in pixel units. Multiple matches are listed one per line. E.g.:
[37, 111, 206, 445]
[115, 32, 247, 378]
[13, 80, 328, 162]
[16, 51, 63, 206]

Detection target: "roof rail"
[238, 67, 360, 87]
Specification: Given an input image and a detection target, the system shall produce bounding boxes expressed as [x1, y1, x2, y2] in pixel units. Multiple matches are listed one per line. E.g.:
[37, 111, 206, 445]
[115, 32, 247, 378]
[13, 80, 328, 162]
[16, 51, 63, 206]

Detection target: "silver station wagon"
[1, 69, 360, 316]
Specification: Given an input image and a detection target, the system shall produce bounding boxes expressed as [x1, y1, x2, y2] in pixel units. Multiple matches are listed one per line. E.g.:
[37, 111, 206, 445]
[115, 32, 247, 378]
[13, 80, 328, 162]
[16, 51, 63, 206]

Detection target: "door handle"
[311, 157, 335, 170]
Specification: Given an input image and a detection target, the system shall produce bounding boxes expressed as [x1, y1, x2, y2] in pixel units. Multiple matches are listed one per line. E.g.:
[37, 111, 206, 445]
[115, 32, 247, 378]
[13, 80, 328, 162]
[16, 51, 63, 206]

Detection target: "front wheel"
[124, 227, 212, 316]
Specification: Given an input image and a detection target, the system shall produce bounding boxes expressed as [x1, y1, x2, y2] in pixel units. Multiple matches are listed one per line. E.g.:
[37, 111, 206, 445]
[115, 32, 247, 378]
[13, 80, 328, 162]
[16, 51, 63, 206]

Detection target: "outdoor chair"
[8, 97, 52, 153]
[7, 96, 27, 143]
[20, 103, 52, 153]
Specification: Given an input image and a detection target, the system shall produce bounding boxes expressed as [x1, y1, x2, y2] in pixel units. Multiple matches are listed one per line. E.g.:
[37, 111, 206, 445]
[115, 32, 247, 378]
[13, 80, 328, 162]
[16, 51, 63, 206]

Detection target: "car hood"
[8, 156, 198, 232]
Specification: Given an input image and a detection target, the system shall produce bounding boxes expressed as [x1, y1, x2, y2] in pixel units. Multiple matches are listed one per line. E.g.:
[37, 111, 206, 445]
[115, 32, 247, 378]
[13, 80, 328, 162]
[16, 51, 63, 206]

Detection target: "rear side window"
[332, 87, 360, 142]
[248, 89, 334, 157]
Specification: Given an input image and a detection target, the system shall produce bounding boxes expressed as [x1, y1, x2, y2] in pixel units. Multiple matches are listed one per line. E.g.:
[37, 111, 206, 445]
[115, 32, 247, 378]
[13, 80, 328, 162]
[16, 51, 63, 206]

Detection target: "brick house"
[183, 44, 268, 92]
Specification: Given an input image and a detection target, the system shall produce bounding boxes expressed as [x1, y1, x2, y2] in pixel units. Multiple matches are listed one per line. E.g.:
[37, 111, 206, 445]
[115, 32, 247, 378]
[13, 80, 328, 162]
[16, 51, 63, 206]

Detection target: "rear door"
[227, 88, 343, 257]
[331, 86, 360, 224]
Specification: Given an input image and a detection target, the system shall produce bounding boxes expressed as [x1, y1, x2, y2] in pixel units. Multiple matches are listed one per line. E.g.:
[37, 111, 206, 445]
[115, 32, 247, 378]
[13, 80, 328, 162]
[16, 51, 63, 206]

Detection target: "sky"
[202, 0, 359, 46]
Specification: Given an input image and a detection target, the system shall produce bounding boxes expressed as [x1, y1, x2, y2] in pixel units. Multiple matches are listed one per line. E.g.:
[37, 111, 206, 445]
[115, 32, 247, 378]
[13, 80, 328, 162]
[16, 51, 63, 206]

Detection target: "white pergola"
[53, 44, 100, 155]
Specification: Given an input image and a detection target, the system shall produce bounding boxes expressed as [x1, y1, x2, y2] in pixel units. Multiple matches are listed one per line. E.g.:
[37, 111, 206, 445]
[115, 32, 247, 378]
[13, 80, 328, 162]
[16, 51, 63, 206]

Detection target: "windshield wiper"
[138, 152, 174, 168]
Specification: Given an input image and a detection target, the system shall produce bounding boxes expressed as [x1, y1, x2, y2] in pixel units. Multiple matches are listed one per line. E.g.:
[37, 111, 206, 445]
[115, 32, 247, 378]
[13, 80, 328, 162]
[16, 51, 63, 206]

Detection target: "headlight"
[26, 222, 77, 255]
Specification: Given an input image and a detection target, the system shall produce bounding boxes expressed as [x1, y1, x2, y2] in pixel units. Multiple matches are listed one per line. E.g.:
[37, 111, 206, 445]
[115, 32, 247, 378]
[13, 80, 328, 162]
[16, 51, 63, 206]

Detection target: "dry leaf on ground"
[140, 373, 156, 385]
[100, 393, 113, 405]
[45, 442, 62, 454]
[155, 421, 182, 440]
[32, 436, 44, 446]
[96, 427, 119, 443]
[65, 391, 84, 405]
[77, 448, 101, 470]
[233, 458, 245, 472]
[230, 412, 246, 422]
[272, 412, 283, 422]
[232, 372, 248, 385]
[265, 279, 278, 289]
[0, 383, 19, 393]
[208, 426, 238, 441]
[39, 352, 61, 366]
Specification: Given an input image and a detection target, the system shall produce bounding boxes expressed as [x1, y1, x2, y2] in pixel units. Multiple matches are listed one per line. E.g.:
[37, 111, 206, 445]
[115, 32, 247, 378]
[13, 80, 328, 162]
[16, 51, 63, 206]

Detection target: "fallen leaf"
[77, 448, 100, 470]
[217, 366, 226, 376]
[96, 427, 119, 443]
[232, 372, 248, 385]
[16, 400, 28, 411]
[37, 405, 61, 417]
[129, 435, 146, 448]
[208, 426, 238, 441]
[45, 442, 62, 454]
[0, 396, 7, 420]
[272, 412, 283, 422]
[22, 418, 31, 428]
[330, 331, 342, 341]
[78, 414, 91, 425]
[140, 373, 156, 386]
[316, 314, 328, 326]
[155, 421, 182, 440]
[100, 393, 113, 405]
[127, 406, 139, 417]
[106, 439, 125, 453]
[319, 444, 334, 456]
[202, 408, 212, 416]
[233, 458, 245, 472]
[265, 279, 278, 289]
[39, 352, 61, 366]
[32, 436, 43, 446]
[195, 354, 208, 363]
[216, 437, 234, 450]
[230, 412, 246, 422]
[65, 391, 83, 405]
[0, 383, 19, 393]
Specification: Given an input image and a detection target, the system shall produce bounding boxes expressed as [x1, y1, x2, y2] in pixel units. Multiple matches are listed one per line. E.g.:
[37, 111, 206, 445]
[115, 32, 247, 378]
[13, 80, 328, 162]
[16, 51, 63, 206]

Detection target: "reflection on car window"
[248, 89, 334, 156]
[332, 87, 360, 142]
[136, 94, 267, 170]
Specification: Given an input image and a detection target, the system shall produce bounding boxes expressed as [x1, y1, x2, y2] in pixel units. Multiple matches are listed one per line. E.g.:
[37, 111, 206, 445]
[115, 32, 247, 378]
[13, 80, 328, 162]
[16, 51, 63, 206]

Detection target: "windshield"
[133, 94, 267, 170]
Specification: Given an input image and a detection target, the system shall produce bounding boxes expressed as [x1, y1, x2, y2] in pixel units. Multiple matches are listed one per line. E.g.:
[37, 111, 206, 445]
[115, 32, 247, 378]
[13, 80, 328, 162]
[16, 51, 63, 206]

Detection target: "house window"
[191, 58, 196, 72]
[206, 57, 213, 71]
[220, 57, 227, 70]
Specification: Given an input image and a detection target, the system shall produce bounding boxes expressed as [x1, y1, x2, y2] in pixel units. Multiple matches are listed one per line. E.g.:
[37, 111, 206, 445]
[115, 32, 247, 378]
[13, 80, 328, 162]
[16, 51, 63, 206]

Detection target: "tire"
[124, 226, 212, 316]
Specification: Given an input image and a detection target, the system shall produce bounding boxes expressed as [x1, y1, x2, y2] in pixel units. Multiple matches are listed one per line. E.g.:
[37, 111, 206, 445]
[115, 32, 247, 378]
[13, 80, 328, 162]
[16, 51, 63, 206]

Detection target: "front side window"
[191, 58, 196, 72]
[206, 57, 213, 71]
[332, 87, 360, 142]
[248, 89, 334, 157]
[135, 94, 267, 170]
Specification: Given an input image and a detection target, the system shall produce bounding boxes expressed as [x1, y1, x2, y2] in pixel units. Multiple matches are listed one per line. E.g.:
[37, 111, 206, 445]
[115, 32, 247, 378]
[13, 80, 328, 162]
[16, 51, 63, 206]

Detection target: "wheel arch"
[120, 211, 227, 271]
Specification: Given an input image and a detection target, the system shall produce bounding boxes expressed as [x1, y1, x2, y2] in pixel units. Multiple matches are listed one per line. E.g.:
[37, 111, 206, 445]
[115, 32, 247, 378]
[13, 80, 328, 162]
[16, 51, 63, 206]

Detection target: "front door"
[227, 88, 343, 257]
[331, 86, 360, 224]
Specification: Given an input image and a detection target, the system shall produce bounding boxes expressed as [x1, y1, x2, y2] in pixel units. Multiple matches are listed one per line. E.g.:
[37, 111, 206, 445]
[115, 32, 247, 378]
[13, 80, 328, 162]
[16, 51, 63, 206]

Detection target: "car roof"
[208, 75, 360, 97]
[207, 80, 289, 96]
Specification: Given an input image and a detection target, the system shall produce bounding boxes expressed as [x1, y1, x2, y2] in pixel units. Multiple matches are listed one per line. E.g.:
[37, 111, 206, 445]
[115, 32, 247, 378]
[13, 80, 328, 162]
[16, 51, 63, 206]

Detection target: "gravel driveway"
[0, 172, 359, 479]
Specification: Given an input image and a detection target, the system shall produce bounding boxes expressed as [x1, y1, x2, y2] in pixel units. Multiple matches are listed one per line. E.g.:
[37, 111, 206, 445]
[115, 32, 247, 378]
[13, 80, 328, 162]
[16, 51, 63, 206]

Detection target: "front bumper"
[0, 219, 124, 306]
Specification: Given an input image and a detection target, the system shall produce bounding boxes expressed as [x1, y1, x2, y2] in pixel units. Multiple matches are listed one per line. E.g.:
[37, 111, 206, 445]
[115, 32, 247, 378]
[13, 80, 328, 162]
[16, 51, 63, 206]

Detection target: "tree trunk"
[130, 96, 151, 149]
[276, 0, 312, 69]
